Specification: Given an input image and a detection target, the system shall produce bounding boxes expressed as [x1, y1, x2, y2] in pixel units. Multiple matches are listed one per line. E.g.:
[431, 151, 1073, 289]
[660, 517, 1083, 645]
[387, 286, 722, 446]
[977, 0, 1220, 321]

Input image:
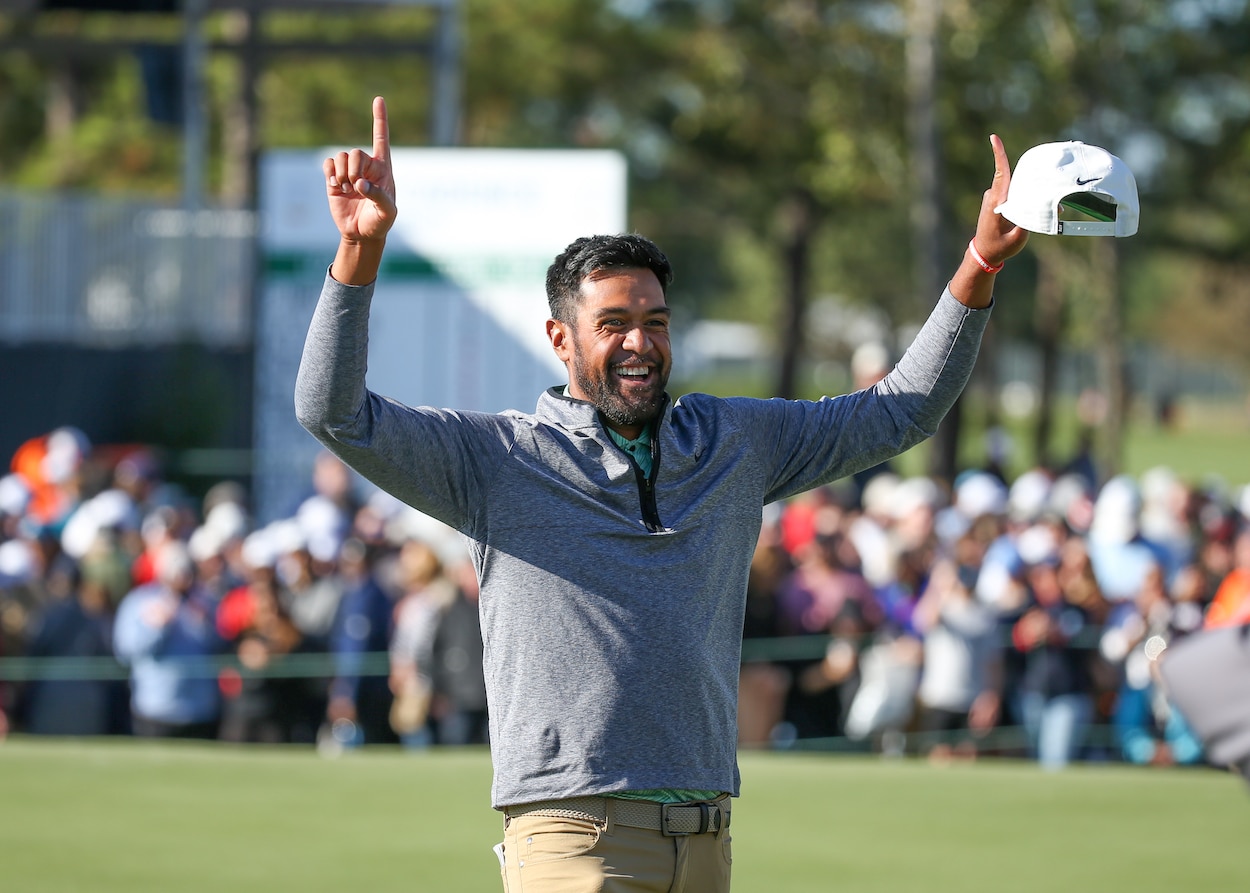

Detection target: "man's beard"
[572, 345, 668, 430]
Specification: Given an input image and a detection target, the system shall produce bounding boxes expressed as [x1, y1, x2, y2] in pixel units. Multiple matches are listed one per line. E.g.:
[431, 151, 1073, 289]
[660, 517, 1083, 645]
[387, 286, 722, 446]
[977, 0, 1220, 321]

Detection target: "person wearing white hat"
[0, 474, 31, 538]
[11, 427, 91, 533]
[113, 541, 225, 738]
[1087, 475, 1169, 619]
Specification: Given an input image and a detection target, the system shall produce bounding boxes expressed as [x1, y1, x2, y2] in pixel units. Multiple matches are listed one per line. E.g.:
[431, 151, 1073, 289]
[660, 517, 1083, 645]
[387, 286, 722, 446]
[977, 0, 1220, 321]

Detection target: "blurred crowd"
[1, 428, 487, 752]
[741, 454, 1250, 770]
[3, 425, 1249, 770]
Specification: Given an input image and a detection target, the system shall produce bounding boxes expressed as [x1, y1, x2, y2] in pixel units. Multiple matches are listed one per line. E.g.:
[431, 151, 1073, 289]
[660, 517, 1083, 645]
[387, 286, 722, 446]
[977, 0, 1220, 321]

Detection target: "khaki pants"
[498, 798, 732, 893]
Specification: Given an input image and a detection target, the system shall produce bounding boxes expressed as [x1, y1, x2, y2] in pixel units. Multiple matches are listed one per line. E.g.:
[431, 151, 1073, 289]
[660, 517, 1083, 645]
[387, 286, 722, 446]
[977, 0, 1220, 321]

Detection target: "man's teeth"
[616, 366, 649, 377]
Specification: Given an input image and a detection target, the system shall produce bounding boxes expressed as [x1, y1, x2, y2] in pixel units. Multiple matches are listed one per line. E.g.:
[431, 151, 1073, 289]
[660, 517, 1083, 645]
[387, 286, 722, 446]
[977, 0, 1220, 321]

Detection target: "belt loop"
[696, 802, 710, 834]
[603, 797, 616, 835]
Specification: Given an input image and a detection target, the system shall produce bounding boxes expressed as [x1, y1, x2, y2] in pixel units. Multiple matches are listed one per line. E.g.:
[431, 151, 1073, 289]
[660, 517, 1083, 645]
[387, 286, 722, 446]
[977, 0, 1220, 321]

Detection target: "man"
[295, 96, 1027, 892]
[113, 540, 224, 739]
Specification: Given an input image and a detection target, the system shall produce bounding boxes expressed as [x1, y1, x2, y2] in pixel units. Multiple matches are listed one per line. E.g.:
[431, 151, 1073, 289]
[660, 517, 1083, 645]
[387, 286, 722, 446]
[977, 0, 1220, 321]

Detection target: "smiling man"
[546, 237, 674, 440]
[295, 96, 1028, 893]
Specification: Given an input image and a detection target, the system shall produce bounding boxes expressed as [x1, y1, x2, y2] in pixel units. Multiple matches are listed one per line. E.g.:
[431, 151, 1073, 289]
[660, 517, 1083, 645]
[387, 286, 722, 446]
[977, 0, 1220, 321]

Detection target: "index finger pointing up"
[989, 134, 1010, 184]
[372, 95, 390, 162]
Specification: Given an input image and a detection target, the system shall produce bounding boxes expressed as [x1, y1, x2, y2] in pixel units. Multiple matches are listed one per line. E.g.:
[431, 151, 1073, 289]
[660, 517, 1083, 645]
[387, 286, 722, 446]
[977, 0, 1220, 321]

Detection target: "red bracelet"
[967, 239, 1004, 274]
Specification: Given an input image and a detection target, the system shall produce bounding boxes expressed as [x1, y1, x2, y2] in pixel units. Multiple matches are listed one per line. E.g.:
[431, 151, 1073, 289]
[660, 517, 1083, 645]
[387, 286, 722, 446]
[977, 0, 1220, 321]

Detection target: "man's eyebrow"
[591, 305, 672, 319]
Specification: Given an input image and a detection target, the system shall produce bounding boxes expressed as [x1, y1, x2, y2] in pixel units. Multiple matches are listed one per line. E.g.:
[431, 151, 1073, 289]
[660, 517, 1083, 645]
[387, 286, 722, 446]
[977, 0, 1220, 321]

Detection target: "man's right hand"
[325, 96, 397, 284]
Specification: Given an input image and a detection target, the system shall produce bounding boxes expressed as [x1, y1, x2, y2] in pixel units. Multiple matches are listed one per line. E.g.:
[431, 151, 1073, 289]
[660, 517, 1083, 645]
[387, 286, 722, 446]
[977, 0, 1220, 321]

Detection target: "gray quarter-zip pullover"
[295, 272, 990, 807]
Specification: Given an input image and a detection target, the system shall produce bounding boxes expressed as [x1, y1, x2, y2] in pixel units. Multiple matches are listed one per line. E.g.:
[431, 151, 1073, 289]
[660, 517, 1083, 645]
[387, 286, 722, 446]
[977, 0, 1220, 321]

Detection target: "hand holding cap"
[972, 135, 1030, 269]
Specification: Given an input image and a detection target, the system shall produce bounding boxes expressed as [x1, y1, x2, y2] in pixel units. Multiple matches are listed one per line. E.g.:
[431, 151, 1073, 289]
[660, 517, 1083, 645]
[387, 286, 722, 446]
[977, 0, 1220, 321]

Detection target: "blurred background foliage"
[2, 0, 1249, 484]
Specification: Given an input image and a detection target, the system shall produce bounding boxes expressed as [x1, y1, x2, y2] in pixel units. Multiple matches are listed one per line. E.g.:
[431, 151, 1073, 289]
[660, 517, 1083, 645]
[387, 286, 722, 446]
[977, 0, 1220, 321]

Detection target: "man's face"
[547, 267, 672, 438]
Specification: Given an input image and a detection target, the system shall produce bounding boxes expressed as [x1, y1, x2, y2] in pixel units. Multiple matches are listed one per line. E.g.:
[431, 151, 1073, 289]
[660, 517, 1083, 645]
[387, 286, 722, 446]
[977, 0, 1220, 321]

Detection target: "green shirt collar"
[563, 386, 653, 475]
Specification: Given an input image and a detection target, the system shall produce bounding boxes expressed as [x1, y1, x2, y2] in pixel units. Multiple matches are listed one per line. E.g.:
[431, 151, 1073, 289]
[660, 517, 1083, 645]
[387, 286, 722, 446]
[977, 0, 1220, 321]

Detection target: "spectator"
[738, 517, 792, 747]
[1203, 528, 1250, 629]
[11, 427, 90, 536]
[1102, 562, 1203, 767]
[132, 506, 181, 588]
[743, 514, 791, 643]
[272, 521, 342, 650]
[388, 539, 457, 748]
[60, 488, 141, 612]
[250, 521, 341, 743]
[842, 621, 923, 751]
[2, 536, 48, 733]
[1, 535, 45, 659]
[113, 541, 225, 739]
[876, 544, 933, 638]
[1139, 466, 1196, 581]
[21, 570, 117, 736]
[429, 558, 489, 746]
[0, 472, 32, 541]
[189, 501, 251, 600]
[1167, 562, 1208, 639]
[326, 538, 396, 747]
[215, 555, 304, 744]
[794, 597, 880, 745]
[777, 531, 879, 638]
[1086, 475, 1167, 617]
[912, 557, 1002, 762]
[889, 475, 943, 557]
[1194, 518, 1235, 606]
[954, 472, 1019, 611]
[1055, 531, 1110, 625]
[777, 531, 880, 741]
[848, 472, 903, 592]
[1011, 543, 1096, 769]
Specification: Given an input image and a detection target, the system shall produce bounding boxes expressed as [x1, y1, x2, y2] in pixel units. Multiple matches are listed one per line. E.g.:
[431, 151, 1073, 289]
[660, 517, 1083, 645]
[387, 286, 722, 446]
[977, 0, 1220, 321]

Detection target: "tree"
[4, 0, 1250, 481]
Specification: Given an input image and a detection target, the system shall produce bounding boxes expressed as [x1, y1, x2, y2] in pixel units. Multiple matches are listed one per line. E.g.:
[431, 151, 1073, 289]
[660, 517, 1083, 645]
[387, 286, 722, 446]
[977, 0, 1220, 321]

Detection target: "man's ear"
[547, 318, 573, 363]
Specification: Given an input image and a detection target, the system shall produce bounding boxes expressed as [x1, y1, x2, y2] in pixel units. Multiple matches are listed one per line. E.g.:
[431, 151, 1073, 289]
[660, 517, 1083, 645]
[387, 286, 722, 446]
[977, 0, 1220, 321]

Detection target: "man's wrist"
[967, 238, 1004, 274]
[331, 237, 386, 286]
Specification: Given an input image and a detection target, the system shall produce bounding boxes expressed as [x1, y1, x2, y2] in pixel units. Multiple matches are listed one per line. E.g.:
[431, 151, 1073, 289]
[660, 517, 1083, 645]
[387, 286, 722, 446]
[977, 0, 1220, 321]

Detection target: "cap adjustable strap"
[1057, 220, 1119, 236]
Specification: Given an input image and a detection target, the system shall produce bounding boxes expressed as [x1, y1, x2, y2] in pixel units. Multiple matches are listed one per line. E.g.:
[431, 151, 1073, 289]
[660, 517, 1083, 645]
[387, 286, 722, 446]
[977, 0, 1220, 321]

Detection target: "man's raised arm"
[295, 96, 398, 447]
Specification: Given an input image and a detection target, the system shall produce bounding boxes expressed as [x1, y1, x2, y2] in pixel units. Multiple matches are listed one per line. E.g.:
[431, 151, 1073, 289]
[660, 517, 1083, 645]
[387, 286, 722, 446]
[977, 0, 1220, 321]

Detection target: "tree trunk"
[221, 4, 263, 207]
[1092, 238, 1126, 480]
[775, 190, 816, 399]
[906, 0, 956, 481]
[46, 65, 86, 143]
[1032, 242, 1066, 469]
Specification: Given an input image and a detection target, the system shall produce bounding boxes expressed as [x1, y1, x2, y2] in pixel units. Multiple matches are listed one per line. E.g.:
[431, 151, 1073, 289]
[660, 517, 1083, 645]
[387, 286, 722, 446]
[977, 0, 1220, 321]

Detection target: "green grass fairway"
[2, 738, 1246, 892]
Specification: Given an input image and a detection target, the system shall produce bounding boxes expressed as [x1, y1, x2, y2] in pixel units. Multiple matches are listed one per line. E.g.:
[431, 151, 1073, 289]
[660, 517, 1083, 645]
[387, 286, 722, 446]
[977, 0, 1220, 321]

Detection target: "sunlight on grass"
[1, 739, 1245, 893]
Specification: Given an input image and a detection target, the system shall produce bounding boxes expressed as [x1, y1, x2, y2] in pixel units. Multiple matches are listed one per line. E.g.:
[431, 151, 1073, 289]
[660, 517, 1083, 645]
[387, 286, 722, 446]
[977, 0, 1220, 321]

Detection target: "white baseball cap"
[995, 140, 1139, 237]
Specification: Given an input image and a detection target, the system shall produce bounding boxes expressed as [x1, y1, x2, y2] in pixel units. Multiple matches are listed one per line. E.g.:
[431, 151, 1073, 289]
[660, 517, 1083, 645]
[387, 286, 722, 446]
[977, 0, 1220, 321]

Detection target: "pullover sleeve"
[885, 287, 987, 431]
[294, 273, 375, 442]
[737, 286, 991, 503]
[294, 272, 513, 531]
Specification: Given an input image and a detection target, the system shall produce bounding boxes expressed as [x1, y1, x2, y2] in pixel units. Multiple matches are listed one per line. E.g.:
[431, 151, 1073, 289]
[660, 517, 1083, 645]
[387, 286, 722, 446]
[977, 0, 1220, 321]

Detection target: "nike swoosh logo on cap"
[1075, 176, 1102, 185]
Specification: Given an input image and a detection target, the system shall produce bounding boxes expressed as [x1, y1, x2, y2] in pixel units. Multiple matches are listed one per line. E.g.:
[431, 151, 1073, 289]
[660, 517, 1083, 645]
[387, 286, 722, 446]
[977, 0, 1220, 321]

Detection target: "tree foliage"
[3, 0, 1250, 473]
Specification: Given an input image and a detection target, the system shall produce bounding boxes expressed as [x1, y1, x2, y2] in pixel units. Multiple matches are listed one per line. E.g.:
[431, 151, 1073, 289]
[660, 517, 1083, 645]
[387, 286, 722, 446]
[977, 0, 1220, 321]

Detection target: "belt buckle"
[660, 801, 715, 837]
